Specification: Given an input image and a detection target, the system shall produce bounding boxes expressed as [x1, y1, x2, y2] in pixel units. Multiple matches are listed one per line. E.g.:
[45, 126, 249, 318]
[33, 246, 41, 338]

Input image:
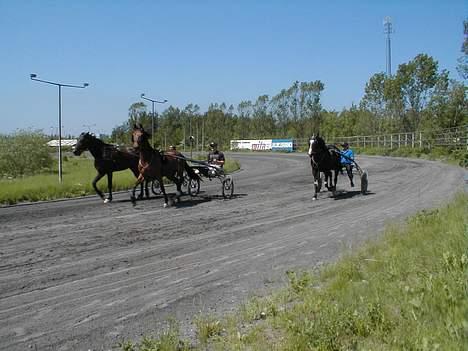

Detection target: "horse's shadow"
[117, 191, 247, 208]
[190, 192, 248, 202]
[331, 189, 375, 200]
[173, 196, 214, 208]
[206, 193, 246, 200]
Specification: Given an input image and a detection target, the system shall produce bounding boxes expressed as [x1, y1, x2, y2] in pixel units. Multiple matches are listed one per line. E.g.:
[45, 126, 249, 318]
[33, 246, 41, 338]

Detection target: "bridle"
[309, 139, 327, 168]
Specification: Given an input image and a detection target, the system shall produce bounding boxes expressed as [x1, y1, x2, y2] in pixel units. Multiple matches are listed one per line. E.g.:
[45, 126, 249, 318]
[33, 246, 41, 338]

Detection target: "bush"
[0, 130, 53, 178]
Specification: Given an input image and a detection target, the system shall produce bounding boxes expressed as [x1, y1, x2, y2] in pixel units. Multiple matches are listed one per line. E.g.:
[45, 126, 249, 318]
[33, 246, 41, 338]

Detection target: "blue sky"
[1, 0, 466, 136]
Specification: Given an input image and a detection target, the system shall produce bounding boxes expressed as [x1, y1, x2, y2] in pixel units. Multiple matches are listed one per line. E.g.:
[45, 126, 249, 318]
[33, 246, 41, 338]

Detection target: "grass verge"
[0, 157, 241, 205]
[354, 146, 468, 168]
[119, 192, 468, 350]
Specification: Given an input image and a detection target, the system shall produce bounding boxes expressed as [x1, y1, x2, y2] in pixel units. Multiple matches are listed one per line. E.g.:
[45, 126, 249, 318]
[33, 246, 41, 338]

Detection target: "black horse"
[73, 132, 148, 203]
[308, 134, 342, 200]
[130, 124, 201, 207]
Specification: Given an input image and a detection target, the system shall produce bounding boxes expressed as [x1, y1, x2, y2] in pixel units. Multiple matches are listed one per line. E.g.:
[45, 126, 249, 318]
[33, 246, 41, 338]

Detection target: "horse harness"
[138, 152, 155, 174]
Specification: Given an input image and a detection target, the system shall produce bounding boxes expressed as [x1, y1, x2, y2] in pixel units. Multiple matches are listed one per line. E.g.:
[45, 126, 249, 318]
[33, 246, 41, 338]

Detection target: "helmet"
[169, 145, 176, 150]
[341, 142, 349, 148]
[209, 142, 217, 148]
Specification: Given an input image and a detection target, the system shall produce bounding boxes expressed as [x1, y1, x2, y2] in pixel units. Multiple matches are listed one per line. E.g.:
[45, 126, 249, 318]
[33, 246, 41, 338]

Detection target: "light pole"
[30, 74, 89, 183]
[140, 93, 167, 147]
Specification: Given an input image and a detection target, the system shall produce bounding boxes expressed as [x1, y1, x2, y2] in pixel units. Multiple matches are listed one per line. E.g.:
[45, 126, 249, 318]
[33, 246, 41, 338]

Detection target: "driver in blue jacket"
[340, 143, 354, 187]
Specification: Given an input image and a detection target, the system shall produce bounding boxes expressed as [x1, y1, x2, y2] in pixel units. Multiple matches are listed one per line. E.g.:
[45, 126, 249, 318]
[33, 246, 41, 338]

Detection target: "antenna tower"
[384, 17, 393, 77]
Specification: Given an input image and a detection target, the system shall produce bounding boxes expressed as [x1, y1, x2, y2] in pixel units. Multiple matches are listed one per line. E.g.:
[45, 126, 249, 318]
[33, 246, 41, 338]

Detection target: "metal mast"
[384, 17, 393, 77]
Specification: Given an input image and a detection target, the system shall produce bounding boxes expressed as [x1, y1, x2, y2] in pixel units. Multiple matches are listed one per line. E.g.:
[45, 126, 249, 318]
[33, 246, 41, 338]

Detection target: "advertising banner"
[272, 139, 294, 152]
[230, 139, 272, 151]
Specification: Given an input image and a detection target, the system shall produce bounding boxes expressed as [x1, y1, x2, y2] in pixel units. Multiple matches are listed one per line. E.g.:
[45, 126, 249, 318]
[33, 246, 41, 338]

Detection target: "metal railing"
[295, 125, 468, 150]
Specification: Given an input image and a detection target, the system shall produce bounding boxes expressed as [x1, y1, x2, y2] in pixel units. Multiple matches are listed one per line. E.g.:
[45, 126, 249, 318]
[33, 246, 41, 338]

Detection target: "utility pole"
[384, 17, 393, 77]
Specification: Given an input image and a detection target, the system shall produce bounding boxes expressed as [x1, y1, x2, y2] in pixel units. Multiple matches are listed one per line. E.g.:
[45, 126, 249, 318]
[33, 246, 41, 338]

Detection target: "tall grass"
[0, 157, 136, 205]
[0, 157, 241, 205]
[119, 193, 468, 350]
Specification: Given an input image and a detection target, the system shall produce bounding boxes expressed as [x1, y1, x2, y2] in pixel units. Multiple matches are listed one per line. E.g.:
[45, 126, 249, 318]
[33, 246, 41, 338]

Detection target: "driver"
[165, 144, 185, 160]
[207, 142, 225, 168]
[340, 142, 354, 187]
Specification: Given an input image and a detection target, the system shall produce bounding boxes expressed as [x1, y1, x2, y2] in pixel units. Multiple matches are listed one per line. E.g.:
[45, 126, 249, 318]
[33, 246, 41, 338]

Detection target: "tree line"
[110, 23, 467, 150]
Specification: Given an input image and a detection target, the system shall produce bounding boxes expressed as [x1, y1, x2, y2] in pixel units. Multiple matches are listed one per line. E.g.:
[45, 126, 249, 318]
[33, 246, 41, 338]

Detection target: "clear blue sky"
[1, 0, 466, 136]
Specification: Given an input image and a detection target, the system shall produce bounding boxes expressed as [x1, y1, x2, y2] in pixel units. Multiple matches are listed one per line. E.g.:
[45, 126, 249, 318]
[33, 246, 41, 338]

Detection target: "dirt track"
[0, 153, 464, 351]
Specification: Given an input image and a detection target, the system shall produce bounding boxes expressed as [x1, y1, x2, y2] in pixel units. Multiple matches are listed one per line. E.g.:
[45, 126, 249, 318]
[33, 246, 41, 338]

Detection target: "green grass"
[0, 157, 137, 205]
[0, 156, 241, 205]
[119, 193, 468, 350]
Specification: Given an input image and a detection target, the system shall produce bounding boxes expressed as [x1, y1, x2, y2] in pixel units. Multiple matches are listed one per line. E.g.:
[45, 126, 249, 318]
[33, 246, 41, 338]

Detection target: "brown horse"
[73, 132, 149, 203]
[130, 124, 200, 207]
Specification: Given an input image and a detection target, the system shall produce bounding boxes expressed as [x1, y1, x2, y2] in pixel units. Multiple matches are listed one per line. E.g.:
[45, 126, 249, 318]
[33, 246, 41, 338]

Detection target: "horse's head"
[131, 123, 150, 149]
[73, 132, 94, 156]
[309, 133, 327, 155]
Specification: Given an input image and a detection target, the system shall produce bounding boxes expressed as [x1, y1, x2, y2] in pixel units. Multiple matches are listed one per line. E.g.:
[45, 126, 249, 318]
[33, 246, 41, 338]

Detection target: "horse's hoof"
[163, 203, 168, 208]
[104, 198, 111, 204]
[312, 197, 317, 201]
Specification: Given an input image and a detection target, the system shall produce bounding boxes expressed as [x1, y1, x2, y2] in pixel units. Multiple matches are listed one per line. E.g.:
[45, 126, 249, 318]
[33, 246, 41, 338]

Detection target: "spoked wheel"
[360, 170, 368, 195]
[151, 179, 162, 196]
[222, 176, 234, 199]
[187, 178, 200, 196]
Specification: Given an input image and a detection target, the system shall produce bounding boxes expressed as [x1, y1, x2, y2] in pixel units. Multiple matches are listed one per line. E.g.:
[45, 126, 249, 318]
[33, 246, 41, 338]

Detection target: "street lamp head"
[30, 73, 37, 78]
[141, 93, 145, 98]
[163, 99, 168, 103]
[83, 83, 89, 87]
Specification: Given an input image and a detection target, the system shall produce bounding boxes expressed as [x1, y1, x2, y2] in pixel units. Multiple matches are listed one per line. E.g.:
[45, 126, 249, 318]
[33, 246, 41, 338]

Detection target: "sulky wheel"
[360, 170, 368, 195]
[188, 178, 200, 196]
[151, 179, 162, 196]
[222, 177, 234, 199]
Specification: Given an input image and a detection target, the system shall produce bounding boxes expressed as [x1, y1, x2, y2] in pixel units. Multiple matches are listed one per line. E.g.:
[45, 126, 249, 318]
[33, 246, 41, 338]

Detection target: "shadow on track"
[193, 193, 248, 201]
[332, 190, 375, 200]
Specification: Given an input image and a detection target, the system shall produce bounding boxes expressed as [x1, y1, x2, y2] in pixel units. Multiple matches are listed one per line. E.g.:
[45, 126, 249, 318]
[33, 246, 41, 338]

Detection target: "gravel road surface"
[0, 153, 464, 350]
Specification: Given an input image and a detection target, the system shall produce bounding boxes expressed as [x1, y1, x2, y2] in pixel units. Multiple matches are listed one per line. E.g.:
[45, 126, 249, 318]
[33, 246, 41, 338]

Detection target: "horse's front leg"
[92, 173, 106, 201]
[333, 169, 338, 193]
[131, 174, 144, 205]
[159, 178, 170, 207]
[104, 172, 113, 203]
[324, 171, 332, 191]
[144, 180, 150, 198]
[312, 168, 319, 200]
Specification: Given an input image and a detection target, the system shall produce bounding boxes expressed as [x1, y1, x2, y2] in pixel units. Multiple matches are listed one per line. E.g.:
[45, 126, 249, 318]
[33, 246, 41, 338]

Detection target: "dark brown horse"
[130, 124, 200, 207]
[73, 132, 148, 203]
[308, 134, 341, 200]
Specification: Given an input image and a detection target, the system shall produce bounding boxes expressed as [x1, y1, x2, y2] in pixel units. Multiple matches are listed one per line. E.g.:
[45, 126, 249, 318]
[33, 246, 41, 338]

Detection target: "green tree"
[0, 130, 53, 177]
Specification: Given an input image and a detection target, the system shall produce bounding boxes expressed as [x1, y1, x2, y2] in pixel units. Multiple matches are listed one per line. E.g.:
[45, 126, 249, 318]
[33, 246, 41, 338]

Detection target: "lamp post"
[30, 74, 89, 183]
[140, 94, 167, 147]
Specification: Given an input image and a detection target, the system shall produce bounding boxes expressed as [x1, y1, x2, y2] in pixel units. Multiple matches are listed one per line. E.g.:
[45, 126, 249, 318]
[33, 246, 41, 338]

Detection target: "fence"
[295, 125, 468, 150]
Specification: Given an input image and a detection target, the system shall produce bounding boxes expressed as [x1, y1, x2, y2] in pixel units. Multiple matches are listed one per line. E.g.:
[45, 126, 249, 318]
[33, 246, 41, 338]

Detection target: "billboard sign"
[272, 139, 294, 152]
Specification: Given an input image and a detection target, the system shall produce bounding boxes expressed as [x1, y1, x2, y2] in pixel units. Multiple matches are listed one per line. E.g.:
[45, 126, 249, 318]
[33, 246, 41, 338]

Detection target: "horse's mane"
[88, 132, 120, 150]
[312, 135, 327, 150]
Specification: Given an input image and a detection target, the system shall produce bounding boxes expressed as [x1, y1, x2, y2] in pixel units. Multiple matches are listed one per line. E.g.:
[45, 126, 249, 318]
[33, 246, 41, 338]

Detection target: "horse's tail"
[184, 162, 201, 181]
